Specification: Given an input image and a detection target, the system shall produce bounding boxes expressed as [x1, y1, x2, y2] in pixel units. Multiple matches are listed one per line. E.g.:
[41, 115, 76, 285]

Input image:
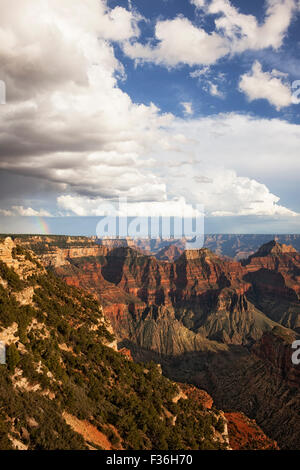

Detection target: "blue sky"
[0, 0, 300, 235]
[112, 0, 300, 123]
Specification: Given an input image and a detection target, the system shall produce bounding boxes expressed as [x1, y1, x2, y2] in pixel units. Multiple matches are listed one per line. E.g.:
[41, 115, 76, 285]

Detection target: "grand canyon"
[0, 234, 298, 450]
[1, 0, 300, 456]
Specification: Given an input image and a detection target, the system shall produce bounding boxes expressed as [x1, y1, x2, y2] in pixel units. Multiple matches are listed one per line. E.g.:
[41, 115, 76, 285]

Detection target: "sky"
[0, 0, 300, 236]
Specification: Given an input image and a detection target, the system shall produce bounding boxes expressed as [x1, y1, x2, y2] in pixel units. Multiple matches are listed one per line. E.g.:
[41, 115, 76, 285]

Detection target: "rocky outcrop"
[14, 287, 34, 306]
[178, 383, 213, 409]
[225, 412, 279, 450]
[118, 347, 133, 361]
[156, 244, 183, 261]
[247, 240, 297, 257]
[203, 234, 300, 260]
[252, 327, 300, 388]
[62, 412, 116, 450]
[40, 245, 110, 267]
[243, 241, 300, 285]
[242, 241, 300, 331]
[0, 322, 19, 346]
[0, 237, 16, 267]
[0, 237, 41, 279]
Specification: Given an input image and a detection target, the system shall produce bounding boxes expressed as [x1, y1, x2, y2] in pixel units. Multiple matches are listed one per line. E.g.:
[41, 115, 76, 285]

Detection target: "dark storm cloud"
[0, 170, 64, 204]
[0, 0, 167, 204]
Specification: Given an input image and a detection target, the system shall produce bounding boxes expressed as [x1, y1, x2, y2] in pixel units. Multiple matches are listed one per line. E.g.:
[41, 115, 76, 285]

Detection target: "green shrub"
[0, 261, 25, 291]
[6, 344, 20, 372]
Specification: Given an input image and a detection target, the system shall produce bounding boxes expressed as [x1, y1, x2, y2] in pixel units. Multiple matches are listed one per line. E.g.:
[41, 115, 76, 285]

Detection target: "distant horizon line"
[1, 233, 300, 238]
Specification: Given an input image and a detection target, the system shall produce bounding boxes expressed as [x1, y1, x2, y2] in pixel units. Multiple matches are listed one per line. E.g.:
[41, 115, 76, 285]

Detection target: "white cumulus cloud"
[123, 16, 230, 67]
[181, 102, 194, 115]
[0, 206, 52, 217]
[57, 195, 202, 218]
[122, 0, 299, 68]
[206, 0, 298, 52]
[239, 61, 297, 110]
